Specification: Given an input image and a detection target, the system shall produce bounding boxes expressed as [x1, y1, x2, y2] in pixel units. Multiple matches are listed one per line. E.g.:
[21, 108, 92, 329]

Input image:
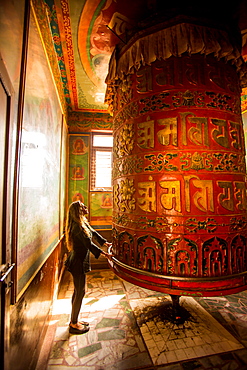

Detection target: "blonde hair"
[65, 201, 91, 251]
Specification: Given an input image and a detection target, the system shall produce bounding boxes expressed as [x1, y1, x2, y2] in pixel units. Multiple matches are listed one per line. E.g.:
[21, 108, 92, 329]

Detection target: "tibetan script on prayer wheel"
[106, 45, 247, 296]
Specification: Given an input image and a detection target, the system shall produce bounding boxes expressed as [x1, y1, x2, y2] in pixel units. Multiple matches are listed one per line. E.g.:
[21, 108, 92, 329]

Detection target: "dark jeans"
[70, 271, 86, 324]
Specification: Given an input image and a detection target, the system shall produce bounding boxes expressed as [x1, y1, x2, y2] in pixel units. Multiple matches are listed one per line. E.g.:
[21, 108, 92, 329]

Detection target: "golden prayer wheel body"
[106, 23, 247, 297]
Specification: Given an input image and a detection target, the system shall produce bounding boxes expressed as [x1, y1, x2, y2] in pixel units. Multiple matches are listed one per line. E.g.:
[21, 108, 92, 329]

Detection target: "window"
[91, 133, 113, 190]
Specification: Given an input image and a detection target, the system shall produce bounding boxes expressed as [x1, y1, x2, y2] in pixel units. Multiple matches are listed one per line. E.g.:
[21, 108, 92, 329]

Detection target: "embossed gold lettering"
[160, 180, 181, 212]
[184, 59, 203, 85]
[218, 181, 234, 211]
[137, 179, 156, 212]
[155, 59, 175, 86]
[157, 117, 178, 146]
[184, 175, 214, 212]
[180, 113, 209, 146]
[234, 182, 247, 210]
[211, 119, 229, 148]
[230, 121, 242, 151]
[188, 117, 209, 146]
[108, 12, 130, 34]
[136, 66, 152, 93]
[137, 119, 154, 148]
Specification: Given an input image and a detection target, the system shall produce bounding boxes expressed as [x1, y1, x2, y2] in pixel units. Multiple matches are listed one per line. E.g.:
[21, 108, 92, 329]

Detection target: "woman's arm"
[82, 234, 103, 259]
[73, 224, 102, 258]
[74, 223, 112, 259]
[90, 227, 107, 246]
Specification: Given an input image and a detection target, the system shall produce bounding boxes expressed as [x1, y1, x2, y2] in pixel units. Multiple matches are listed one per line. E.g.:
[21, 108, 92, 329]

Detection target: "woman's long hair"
[65, 201, 91, 251]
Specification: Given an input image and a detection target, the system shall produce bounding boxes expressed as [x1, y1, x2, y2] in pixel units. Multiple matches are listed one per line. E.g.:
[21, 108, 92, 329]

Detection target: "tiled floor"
[36, 269, 247, 370]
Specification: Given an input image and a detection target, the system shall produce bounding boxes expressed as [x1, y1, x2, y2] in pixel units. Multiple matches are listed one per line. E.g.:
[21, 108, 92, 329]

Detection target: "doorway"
[0, 55, 15, 370]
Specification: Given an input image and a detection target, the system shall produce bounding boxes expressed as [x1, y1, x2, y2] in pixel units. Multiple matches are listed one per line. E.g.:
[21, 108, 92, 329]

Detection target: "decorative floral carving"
[172, 90, 204, 107]
[115, 123, 134, 158]
[119, 178, 136, 212]
[144, 153, 178, 172]
[206, 92, 233, 111]
[230, 216, 247, 231]
[185, 218, 218, 233]
[214, 153, 245, 172]
[112, 156, 144, 178]
[114, 101, 139, 129]
[118, 75, 133, 109]
[113, 184, 120, 210]
[139, 92, 170, 114]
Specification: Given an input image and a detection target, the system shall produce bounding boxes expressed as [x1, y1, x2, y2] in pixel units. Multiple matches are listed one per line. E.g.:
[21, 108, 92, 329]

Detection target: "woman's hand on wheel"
[101, 250, 112, 260]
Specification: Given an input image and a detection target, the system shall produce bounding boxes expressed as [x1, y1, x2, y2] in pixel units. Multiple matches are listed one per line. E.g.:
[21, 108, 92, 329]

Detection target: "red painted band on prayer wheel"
[105, 23, 247, 296]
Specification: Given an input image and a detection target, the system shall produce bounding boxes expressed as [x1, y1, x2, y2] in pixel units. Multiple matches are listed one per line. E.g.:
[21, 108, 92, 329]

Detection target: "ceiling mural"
[44, 0, 148, 113]
[42, 0, 247, 114]
[45, 0, 132, 112]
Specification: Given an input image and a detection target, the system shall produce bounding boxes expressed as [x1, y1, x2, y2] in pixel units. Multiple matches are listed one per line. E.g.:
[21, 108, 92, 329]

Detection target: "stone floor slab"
[37, 270, 247, 370]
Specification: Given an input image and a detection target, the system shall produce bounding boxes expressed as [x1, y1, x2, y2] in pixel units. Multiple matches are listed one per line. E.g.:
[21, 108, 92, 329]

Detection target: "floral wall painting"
[68, 134, 89, 206]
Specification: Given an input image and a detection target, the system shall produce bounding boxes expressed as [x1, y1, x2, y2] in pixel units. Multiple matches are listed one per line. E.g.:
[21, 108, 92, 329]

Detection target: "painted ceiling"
[45, 0, 146, 113]
[44, 0, 247, 114]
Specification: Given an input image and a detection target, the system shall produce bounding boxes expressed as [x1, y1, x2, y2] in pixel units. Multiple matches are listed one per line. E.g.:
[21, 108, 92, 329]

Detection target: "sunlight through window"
[91, 133, 113, 190]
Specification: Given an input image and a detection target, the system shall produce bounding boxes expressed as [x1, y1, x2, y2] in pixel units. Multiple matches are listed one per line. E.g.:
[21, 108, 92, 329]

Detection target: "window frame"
[90, 133, 113, 191]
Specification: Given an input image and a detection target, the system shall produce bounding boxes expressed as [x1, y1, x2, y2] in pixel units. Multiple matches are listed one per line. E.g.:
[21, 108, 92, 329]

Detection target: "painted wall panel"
[17, 11, 62, 297]
[90, 191, 112, 229]
[68, 134, 89, 205]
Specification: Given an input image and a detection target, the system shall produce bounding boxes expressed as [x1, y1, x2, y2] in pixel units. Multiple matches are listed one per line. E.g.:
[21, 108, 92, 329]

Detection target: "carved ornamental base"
[108, 255, 247, 297]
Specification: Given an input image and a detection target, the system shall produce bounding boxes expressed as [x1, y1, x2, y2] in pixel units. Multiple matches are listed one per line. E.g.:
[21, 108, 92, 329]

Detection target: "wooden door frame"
[0, 0, 30, 368]
[11, 0, 30, 304]
[0, 53, 15, 370]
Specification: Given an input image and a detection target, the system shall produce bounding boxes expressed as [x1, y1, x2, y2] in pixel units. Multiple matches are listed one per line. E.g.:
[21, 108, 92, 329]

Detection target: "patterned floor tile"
[129, 295, 244, 366]
[39, 270, 247, 370]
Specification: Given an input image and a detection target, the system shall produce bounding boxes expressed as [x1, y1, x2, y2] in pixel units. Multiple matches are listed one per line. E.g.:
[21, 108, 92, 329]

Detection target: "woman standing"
[65, 201, 112, 334]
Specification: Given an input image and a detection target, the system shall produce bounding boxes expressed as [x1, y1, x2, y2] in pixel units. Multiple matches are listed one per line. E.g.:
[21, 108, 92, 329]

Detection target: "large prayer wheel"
[105, 19, 247, 296]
